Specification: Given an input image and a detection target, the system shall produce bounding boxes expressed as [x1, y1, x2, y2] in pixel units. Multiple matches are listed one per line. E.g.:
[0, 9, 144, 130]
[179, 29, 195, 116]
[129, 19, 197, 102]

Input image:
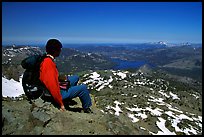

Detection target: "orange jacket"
[39, 57, 63, 107]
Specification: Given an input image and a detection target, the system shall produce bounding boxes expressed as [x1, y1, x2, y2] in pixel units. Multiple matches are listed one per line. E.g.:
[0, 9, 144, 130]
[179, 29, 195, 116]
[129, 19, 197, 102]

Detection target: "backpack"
[21, 54, 52, 102]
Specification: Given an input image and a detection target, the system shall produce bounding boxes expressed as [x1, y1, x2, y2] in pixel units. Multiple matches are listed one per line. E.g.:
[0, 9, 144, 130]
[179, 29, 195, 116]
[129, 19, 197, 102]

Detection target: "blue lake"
[111, 58, 156, 70]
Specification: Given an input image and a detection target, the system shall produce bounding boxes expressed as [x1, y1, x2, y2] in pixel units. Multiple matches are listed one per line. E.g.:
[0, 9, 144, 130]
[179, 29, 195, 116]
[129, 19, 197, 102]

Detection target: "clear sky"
[2, 2, 202, 45]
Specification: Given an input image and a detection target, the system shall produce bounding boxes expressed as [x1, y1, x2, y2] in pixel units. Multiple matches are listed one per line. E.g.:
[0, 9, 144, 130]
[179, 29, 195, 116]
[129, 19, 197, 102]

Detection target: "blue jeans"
[60, 75, 92, 109]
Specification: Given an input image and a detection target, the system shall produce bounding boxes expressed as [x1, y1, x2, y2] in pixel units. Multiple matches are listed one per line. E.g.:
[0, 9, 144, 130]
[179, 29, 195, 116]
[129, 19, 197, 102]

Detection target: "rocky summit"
[2, 69, 202, 135]
[2, 95, 114, 135]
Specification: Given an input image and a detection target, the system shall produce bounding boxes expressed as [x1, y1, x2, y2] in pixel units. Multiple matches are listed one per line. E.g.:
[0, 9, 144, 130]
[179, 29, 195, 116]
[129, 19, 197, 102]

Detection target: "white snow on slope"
[2, 76, 24, 98]
[155, 117, 176, 135]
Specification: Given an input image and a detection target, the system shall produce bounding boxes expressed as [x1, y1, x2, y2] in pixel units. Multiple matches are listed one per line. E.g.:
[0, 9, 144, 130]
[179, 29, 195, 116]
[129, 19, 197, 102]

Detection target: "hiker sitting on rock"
[39, 38, 92, 113]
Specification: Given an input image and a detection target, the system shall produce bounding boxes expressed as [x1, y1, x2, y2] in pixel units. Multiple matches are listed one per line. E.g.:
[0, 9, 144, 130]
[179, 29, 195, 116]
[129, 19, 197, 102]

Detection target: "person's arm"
[40, 58, 64, 109]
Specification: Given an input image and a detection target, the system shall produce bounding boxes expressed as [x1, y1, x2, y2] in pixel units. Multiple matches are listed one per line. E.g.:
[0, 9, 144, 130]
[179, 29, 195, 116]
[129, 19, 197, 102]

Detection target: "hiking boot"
[83, 108, 93, 113]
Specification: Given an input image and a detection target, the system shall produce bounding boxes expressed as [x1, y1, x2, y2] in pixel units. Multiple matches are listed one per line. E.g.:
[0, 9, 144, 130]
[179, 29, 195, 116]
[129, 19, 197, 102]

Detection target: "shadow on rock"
[63, 98, 78, 106]
[63, 98, 83, 112]
[66, 107, 83, 113]
[40, 96, 82, 113]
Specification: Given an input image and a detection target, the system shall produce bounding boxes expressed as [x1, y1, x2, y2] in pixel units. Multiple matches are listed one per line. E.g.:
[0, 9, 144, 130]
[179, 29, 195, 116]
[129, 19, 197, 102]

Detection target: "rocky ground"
[2, 95, 114, 135]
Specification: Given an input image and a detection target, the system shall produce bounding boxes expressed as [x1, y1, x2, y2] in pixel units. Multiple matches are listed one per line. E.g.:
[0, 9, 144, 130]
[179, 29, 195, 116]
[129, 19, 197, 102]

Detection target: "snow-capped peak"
[158, 41, 167, 45]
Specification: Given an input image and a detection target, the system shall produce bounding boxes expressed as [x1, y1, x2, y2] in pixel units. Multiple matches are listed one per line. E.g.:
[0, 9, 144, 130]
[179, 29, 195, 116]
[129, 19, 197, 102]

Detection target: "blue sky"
[2, 2, 202, 45]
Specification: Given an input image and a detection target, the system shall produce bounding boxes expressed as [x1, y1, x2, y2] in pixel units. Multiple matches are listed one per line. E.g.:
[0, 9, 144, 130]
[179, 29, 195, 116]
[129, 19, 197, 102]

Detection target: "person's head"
[46, 39, 62, 57]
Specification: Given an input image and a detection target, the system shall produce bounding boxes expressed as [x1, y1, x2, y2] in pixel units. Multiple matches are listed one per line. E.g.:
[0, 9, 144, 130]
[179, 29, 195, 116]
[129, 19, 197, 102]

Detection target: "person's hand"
[60, 105, 66, 111]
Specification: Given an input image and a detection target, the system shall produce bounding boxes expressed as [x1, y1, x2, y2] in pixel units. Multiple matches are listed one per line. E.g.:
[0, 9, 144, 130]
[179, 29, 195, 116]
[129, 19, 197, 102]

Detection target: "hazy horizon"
[2, 40, 202, 46]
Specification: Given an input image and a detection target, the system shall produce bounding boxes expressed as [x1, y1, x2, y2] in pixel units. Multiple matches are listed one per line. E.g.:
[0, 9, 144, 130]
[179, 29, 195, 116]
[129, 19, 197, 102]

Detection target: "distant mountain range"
[2, 42, 202, 82]
[71, 43, 202, 82]
[2, 45, 115, 81]
[60, 41, 202, 50]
